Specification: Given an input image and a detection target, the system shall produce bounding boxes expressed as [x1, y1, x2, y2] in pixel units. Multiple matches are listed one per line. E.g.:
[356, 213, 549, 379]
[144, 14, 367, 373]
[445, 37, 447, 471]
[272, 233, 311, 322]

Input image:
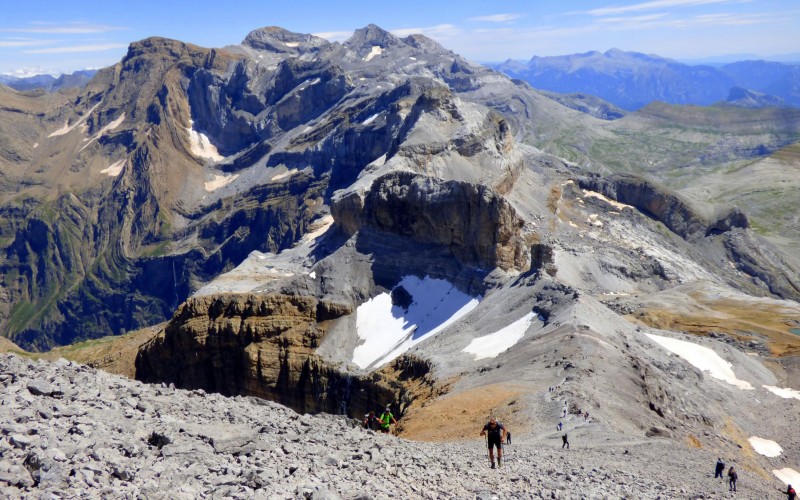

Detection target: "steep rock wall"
[135, 294, 405, 417]
[332, 172, 529, 272]
[578, 174, 748, 241]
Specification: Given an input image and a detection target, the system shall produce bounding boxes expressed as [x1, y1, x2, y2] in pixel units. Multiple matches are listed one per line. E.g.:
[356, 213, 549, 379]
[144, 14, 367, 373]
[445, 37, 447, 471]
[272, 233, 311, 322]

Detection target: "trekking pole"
[485, 434, 489, 467]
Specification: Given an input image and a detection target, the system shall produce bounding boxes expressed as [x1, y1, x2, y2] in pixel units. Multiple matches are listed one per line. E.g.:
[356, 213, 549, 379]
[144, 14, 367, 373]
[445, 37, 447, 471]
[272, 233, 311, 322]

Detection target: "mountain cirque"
[0, 23, 799, 498]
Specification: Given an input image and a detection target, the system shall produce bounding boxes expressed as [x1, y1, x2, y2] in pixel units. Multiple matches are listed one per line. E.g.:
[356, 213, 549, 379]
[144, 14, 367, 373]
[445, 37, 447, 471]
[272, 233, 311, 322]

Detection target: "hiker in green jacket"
[379, 406, 397, 433]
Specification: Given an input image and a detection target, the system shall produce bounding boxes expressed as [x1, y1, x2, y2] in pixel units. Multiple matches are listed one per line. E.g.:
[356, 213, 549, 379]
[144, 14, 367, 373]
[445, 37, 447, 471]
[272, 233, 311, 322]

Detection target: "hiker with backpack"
[480, 417, 506, 469]
[378, 406, 397, 433]
[562, 433, 570, 449]
[785, 484, 796, 499]
[714, 458, 725, 479]
[363, 411, 379, 431]
[728, 466, 738, 492]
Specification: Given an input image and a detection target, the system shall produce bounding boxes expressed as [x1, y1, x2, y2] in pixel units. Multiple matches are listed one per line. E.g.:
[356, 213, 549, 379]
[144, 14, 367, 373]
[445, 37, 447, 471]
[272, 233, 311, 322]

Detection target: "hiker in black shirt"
[480, 417, 506, 469]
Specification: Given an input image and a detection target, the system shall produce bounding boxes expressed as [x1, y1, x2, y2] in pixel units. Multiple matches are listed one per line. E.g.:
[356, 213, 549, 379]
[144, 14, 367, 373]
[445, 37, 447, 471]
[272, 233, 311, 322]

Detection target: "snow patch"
[285, 42, 300, 47]
[204, 173, 238, 192]
[48, 102, 100, 137]
[364, 45, 383, 62]
[763, 385, 800, 400]
[367, 153, 387, 168]
[352, 276, 480, 369]
[748, 436, 782, 457]
[409, 56, 417, 60]
[100, 158, 125, 177]
[300, 215, 334, 244]
[309, 271, 316, 280]
[187, 121, 224, 162]
[362, 113, 380, 125]
[773, 468, 800, 486]
[80, 112, 125, 152]
[33, 143, 38, 149]
[271, 169, 298, 181]
[645, 334, 753, 390]
[582, 189, 634, 211]
[463, 312, 537, 360]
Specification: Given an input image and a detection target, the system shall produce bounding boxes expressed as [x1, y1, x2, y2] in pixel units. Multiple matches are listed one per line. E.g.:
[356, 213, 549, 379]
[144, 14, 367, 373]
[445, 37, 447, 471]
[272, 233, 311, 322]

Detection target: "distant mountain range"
[0, 69, 97, 92]
[494, 49, 800, 111]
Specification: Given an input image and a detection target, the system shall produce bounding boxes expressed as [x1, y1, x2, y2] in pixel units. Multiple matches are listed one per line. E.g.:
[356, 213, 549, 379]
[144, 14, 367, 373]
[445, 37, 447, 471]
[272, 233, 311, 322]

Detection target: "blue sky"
[1, 0, 798, 76]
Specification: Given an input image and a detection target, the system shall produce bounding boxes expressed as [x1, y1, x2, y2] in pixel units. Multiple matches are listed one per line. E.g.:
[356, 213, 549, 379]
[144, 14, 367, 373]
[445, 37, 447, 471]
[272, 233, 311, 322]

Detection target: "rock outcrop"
[332, 172, 529, 272]
[578, 173, 749, 241]
[135, 293, 410, 417]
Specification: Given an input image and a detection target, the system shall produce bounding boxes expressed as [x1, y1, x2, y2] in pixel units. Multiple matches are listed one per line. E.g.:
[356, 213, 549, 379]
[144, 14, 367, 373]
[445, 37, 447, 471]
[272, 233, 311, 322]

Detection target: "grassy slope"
[533, 103, 800, 254]
[0, 325, 161, 378]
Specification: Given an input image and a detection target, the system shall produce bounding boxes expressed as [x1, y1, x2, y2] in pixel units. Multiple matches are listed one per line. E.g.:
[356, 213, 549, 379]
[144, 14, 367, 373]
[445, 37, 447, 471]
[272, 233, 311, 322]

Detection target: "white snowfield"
[581, 188, 634, 212]
[748, 436, 782, 457]
[763, 385, 800, 400]
[645, 334, 753, 390]
[204, 174, 238, 192]
[364, 46, 383, 62]
[81, 113, 126, 152]
[773, 468, 800, 486]
[352, 275, 480, 369]
[298, 215, 334, 245]
[48, 103, 101, 137]
[100, 159, 126, 177]
[186, 121, 224, 161]
[362, 113, 380, 125]
[462, 312, 537, 360]
[271, 169, 298, 181]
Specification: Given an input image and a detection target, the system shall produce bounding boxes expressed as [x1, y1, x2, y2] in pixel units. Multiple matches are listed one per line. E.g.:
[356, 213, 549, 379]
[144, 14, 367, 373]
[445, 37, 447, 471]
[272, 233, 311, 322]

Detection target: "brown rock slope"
[135, 293, 435, 417]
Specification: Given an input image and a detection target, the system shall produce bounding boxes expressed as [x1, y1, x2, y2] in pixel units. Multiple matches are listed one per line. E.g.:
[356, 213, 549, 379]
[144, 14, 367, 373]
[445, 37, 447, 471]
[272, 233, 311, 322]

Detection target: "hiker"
[557, 421, 562, 431]
[562, 433, 569, 449]
[506, 430, 512, 445]
[363, 411, 379, 431]
[480, 417, 506, 469]
[714, 458, 725, 479]
[727, 466, 737, 492]
[378, 406, 397, 434]
[786, 484, 797, 499]
[584, 411, 589, 421]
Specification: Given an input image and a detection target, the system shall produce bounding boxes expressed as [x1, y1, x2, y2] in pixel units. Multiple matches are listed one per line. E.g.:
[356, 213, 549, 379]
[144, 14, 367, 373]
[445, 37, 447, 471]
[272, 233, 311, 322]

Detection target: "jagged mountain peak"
[242, 26, 329, 54]
[401, 33, 448, 54]
[344, 23, 401, 50]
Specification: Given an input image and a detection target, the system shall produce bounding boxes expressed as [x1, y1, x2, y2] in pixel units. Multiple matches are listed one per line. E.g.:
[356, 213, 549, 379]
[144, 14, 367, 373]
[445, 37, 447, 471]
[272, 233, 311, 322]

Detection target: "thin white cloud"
[1, 22, 125, 34]
[587, 0, 745, 16]
[0, 39, 53, 48]
[390, 24, 461, 38]
[595, 13, 669, 23]
[24, 43, 128, 54]
[1, 66, 60, 77]
[467, 14, 522, 22]
[312, 30, 353, 42]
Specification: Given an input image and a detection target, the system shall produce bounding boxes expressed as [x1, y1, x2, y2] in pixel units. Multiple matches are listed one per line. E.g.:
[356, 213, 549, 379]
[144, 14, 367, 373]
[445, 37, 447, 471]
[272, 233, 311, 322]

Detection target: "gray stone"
[9, 434, 30, 450]
[27, 379, 54, 396]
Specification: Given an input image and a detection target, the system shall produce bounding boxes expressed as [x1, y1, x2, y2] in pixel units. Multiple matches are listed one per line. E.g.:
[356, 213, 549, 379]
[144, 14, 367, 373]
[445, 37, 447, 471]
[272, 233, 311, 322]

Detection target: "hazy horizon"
[2, 0, 799, 76]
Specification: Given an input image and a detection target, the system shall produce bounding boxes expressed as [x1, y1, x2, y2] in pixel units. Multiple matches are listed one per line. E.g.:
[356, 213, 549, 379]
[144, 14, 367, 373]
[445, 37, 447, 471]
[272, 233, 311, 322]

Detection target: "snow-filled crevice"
[462, 312, 537, 360]
[352, 276, 480, 370]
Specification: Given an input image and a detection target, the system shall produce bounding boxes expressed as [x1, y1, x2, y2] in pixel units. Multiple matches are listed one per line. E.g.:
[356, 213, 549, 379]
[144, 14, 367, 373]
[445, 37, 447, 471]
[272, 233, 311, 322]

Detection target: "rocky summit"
[1, 22, 800, 499]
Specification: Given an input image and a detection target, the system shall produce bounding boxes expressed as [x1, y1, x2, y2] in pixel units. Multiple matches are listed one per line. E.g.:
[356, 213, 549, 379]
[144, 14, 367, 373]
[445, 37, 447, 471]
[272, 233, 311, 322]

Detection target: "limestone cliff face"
[332, 172, 529, 272]
[578, 174, 748, 241]
[135, 294, 401, 417]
